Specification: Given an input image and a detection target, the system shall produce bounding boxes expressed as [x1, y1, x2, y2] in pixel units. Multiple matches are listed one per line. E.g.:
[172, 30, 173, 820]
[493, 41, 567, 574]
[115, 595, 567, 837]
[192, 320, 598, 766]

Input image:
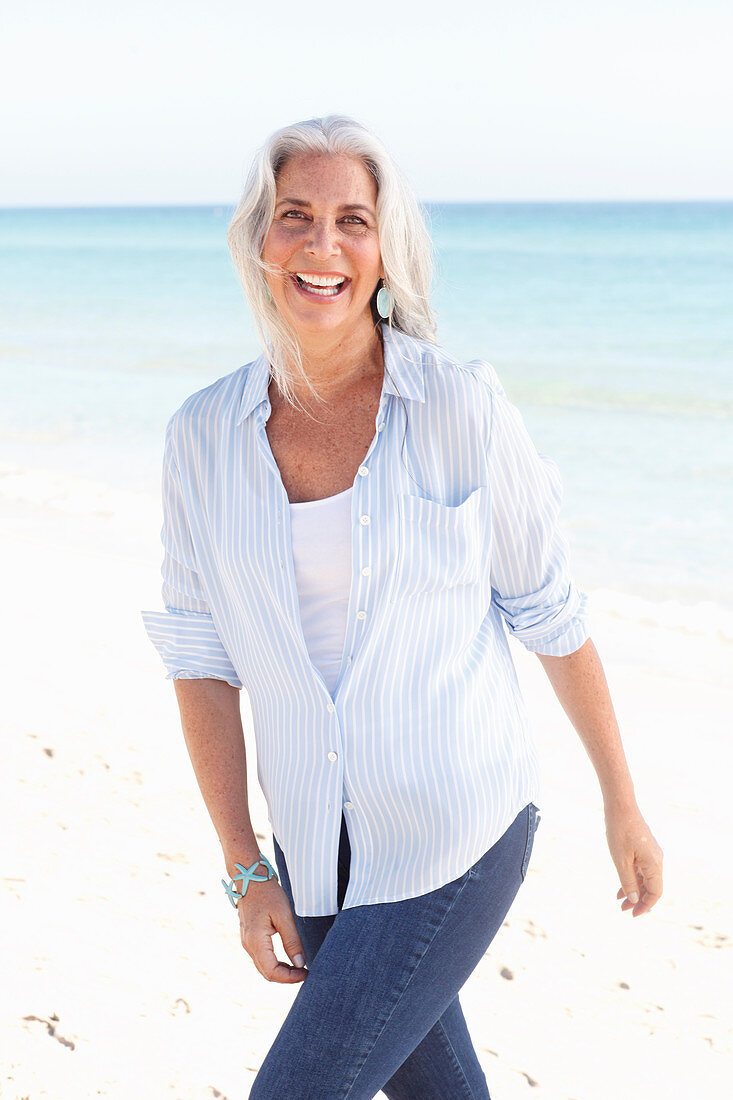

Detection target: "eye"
[342, 215, 366, 225]
[282, 209, 307, 220]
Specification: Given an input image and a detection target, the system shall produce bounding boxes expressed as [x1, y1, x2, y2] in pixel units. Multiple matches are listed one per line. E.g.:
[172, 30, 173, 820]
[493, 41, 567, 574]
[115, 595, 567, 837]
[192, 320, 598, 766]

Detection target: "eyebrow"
[275, 198, 375, 215]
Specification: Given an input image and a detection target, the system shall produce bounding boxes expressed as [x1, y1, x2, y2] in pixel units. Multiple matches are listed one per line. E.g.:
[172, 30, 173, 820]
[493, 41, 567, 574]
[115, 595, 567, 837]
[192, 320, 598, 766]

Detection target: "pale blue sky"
[1, 0, 731, 205]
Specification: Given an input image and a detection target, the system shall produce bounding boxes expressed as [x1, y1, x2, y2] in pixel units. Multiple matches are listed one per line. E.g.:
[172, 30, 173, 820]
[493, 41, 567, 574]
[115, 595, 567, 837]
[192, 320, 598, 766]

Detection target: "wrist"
[602, 787, 639, 816]
[224, 848, 265, 880]
[221, 849, 278, 909]
[222, 831, 262, 874]
[598, 760, 638, 813]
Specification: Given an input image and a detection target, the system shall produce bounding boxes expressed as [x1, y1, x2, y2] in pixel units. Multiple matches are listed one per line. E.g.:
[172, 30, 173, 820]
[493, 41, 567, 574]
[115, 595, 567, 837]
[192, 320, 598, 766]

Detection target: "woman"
[142, 115, 663, 1098]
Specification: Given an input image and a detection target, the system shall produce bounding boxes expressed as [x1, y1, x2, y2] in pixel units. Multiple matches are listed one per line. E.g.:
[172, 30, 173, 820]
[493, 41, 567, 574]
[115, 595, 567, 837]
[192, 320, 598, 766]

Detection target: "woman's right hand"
[237, 877, 308, 983]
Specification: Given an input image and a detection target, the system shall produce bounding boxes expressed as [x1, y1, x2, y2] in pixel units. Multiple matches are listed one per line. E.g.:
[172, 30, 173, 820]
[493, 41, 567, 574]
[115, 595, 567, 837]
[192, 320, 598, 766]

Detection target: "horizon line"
[2, 197, 733, 212]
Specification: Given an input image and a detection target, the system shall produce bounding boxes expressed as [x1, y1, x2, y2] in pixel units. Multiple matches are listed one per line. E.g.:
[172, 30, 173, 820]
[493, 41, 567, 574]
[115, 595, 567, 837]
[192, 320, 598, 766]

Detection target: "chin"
[283, 305, 370, 339]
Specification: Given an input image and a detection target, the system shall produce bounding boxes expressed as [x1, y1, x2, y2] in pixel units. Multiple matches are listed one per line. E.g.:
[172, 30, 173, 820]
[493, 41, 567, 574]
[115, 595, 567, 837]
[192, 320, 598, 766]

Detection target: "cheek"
[351, 240, 382, 281]
[262, 225, 295, 265]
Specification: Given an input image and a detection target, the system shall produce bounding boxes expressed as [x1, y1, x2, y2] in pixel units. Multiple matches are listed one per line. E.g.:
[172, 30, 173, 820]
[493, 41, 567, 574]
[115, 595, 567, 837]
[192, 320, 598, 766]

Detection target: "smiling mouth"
[291, 272, 350, 299]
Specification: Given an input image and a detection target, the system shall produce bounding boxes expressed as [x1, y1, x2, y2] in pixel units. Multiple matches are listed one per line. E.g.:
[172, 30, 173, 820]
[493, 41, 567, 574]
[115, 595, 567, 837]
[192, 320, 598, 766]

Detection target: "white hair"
[226, 114, 437, 411]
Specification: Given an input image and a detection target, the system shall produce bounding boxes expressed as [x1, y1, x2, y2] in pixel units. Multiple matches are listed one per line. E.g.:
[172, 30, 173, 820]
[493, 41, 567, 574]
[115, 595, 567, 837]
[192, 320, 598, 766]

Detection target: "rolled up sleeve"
[487, 376, 590, 656]
[141, 420, 242, 689]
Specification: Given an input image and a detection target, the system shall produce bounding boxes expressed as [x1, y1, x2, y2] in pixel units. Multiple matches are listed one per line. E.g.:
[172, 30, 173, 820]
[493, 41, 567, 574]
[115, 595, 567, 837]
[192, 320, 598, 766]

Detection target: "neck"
[285, 318, 384, 403]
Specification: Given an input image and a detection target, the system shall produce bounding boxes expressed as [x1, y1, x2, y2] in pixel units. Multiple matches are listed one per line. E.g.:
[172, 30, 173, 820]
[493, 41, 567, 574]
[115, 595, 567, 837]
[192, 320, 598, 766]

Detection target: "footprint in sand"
[691, 926, 730, 950]
[514, 1069, 539, 1088]
[520, 918, 548, 940]
[22, 1013, 76, 1051]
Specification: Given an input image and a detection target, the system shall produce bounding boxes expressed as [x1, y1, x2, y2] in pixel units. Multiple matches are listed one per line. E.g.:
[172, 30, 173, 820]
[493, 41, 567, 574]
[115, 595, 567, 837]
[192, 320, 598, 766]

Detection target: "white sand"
[2, 461, 731, 1099]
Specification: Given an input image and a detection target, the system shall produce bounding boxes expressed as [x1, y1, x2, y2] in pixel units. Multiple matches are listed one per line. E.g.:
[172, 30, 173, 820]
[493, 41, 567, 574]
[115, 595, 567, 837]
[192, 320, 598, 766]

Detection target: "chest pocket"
[391, 484, 489, 600]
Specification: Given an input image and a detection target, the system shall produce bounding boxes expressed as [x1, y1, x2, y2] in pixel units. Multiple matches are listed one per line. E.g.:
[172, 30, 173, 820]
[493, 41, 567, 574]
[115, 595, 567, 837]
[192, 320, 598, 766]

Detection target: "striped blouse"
[141, 321, 590, 916]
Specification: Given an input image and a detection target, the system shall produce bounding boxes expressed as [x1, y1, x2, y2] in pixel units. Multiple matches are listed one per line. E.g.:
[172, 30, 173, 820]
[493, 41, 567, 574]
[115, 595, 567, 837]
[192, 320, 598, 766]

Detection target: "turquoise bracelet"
[222, 851, 278, 908]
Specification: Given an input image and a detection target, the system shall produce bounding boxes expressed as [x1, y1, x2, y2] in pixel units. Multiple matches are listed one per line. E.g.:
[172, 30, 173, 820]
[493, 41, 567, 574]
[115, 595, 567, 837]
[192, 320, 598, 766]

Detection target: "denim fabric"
[249, 802, 541, 1099]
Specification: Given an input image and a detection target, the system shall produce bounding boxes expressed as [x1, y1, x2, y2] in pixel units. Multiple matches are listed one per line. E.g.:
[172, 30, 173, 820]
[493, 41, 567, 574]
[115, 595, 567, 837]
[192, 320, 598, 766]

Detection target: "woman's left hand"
[604, 803, 664, 917]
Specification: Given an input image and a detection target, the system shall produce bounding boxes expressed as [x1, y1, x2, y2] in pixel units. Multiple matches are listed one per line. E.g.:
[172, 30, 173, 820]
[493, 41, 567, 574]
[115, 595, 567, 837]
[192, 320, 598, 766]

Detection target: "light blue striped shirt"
[141, 322, 590, 916]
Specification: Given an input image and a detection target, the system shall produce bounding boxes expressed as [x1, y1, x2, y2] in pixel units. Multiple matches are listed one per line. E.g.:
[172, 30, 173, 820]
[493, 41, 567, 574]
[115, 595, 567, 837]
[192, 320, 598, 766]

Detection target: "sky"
[1, 0, 731, 206]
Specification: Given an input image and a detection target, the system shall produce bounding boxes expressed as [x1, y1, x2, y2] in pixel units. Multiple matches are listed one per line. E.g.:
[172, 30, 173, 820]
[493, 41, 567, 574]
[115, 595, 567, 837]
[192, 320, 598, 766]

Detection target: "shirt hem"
[298, 792, 541, 916]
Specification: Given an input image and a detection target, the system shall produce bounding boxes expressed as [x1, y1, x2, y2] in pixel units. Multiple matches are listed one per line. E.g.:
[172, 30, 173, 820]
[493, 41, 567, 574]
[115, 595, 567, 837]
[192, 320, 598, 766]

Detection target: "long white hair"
[226, 114, 437, 410]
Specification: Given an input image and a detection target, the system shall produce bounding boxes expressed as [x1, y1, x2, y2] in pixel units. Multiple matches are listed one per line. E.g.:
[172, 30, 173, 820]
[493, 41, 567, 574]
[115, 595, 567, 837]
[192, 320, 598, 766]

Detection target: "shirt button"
[327, 751, 338, 762]
[358, 465, 369, 477]
[326, 702, 335, 713]
[359, 514, 371, 526]
[344, 801, 354, 810]
[361, 566, 372, 577]
[356, 610, 367, 620]
[377, 422, 385, 432]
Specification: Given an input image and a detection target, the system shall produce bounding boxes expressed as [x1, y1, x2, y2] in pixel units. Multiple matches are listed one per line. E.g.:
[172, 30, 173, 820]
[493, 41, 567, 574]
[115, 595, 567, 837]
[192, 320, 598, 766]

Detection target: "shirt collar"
[235, 321, 426, 425]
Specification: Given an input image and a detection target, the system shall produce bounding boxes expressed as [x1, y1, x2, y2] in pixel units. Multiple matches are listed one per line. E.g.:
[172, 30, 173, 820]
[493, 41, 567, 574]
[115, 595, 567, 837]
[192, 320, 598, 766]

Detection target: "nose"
[304, 217, 339, 260]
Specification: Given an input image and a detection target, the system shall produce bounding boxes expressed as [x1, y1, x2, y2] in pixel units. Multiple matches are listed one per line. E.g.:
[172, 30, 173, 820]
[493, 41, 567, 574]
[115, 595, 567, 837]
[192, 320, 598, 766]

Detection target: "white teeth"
[295, 272, 346, 287]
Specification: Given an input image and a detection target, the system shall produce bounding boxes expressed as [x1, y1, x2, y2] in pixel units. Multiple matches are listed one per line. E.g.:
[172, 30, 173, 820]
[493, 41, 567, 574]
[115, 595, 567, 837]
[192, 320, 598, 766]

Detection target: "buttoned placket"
[255, 387, 392, 824]
[330, 398, 389, 699]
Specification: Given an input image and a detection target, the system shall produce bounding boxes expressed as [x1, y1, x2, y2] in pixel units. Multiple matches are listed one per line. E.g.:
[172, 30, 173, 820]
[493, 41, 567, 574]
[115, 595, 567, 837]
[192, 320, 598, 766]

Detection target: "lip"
[289, 272, 351, 301]
[293, 270, 349, 279]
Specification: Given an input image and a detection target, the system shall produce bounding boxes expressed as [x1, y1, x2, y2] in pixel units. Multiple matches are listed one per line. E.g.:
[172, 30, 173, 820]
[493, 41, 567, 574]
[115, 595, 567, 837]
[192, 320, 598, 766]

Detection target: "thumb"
[276, 911, 307, 970]
[619, 865, 641, 905]
[284, 937, 307, 970]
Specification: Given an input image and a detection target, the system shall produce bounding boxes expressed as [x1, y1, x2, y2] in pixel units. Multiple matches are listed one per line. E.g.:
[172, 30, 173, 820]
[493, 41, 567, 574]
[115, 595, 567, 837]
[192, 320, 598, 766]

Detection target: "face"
[261, 153, 382, 342]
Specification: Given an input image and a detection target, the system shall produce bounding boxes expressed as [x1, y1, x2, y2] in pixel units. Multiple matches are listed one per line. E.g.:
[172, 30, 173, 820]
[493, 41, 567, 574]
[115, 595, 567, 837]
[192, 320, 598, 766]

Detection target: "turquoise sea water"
[1, 202, 731, 615]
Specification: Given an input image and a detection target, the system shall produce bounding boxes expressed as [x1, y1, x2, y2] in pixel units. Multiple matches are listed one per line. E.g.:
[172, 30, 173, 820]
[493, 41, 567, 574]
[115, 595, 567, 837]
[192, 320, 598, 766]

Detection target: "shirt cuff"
[141, 609, 243, 689]
[501, 586, 591, 656]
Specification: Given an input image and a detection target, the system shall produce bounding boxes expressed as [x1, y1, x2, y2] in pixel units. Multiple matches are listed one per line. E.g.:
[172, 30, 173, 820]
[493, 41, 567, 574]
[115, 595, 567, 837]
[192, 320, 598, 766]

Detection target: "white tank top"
[289, 486, 353, 695]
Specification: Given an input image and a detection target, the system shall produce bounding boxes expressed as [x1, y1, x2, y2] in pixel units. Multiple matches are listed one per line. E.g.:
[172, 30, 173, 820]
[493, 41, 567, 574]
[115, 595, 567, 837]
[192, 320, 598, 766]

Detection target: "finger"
[616, 865, 645, 911]
[618, 877, 662, 916]
[619, 870, 641, 909]
[273, 912, 307, 972]
[617, 887, 635, 912]
[632, 892, 659, 916]
[247, 927, 306, 984]
[616, 878, 641, 899]
[632, 872, 663, 916]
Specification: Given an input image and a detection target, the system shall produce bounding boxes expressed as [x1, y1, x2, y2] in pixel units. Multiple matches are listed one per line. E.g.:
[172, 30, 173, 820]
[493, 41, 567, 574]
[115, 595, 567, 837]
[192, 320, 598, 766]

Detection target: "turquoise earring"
[376, 280, 393, 319]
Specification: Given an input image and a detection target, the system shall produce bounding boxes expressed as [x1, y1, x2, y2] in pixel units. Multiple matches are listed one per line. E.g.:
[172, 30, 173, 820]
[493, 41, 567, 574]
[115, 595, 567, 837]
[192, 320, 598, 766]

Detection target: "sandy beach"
[2, 460, 731, 1099]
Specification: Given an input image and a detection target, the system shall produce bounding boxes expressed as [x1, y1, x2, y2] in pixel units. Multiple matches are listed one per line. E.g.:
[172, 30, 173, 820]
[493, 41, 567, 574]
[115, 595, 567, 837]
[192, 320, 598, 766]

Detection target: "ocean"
[2, 202, 731, 628]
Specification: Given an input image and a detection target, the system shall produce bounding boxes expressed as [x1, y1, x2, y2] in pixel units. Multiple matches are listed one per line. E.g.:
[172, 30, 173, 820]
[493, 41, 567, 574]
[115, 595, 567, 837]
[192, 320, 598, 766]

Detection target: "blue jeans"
[249, 802, 541, 1099]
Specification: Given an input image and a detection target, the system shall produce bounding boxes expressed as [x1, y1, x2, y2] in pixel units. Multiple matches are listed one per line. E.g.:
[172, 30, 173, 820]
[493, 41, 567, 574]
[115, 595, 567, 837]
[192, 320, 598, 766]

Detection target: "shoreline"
[2, 457, 731, 642]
